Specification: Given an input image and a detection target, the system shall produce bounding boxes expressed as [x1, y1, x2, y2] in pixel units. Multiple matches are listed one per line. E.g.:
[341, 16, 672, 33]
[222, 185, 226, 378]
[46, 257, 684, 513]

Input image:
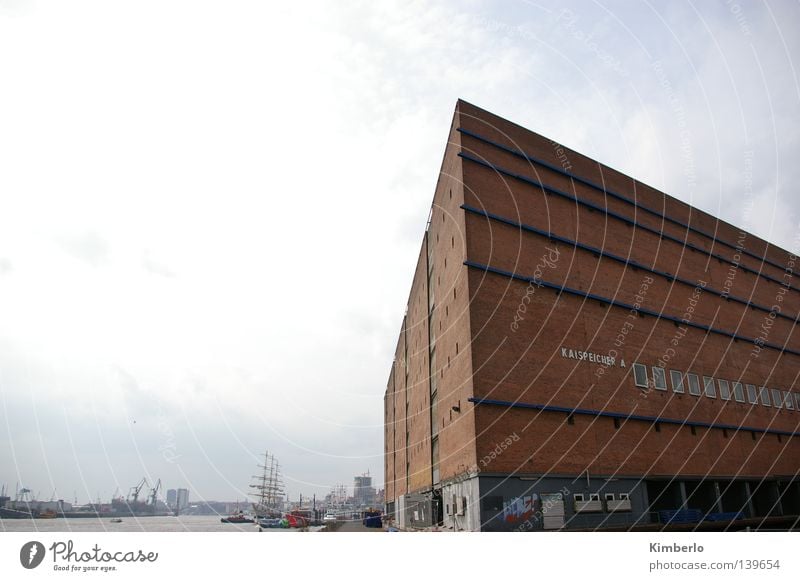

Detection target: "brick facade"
[385, 100, 800, 530]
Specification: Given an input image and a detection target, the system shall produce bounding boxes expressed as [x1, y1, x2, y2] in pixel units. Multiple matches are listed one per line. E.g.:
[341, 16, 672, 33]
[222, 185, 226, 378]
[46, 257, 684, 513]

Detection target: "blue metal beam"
[463, 259, 800, 358]
[468, 397, 800, 437]
[458, 126, 793, 277]
[461, 203, 799, 325]
[458, 150, 800, 294]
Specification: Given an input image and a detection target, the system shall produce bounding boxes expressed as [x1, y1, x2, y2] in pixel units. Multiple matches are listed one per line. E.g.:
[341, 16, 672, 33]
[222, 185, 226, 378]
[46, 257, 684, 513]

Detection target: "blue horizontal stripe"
[468, 397, 800, 437]
[458, 126, 792, 276]
[464, 259, 800, 358]
[458, 151, 800, 294]
[461, 203, 800, 325]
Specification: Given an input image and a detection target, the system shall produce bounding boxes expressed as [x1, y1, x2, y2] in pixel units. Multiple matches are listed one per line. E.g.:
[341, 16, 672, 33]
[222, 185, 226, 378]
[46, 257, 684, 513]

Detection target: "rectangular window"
[718, 379, 731, 401]
[604, 493, 615, 501]
[574, 494, 585, 502]
[687, 373, 701, 396]
[795, 393, 800, 411]
[619, 493, 629, 501]
[652, 367, 667, 390]
[703, 376, 716, 398]
[785, 392, 795, 410]
[589, 493, 600, 502]
[632, 363, 648, 388]
[760, 386, 771, 407]
[733, 382, 745, 402]
[431, 392, 438, 436]
[670, 370, 684, 393]
[771, 388, 783, 408]
[746, 384, 758, 404]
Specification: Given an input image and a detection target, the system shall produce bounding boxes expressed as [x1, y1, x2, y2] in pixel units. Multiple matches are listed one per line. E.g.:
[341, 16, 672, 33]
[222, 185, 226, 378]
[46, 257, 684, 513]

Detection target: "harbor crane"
[149, 479, 162, 506]
[128, 478, 148, 504]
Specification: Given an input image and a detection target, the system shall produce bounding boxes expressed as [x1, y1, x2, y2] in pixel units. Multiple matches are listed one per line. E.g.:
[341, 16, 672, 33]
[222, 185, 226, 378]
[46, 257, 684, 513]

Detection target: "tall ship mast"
[249, 451, 284, 518]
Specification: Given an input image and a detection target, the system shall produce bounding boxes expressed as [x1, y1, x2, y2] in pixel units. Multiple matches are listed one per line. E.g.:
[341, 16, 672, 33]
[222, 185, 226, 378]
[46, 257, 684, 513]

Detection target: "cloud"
[55, 231, 110, 267]
[142, 251, 176, 278]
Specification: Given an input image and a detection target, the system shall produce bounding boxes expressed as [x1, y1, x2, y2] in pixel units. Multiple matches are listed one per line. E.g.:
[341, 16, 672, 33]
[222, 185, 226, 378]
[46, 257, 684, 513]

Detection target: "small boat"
[110, 518, 123, 523]
[285, 512, 309, 528]
[221, 512, 254, 524]
[257, 517, 286, 529]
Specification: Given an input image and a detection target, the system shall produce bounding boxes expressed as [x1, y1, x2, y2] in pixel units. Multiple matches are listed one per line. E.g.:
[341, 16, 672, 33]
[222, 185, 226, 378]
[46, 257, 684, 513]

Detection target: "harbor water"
[0, 515, 309, 533]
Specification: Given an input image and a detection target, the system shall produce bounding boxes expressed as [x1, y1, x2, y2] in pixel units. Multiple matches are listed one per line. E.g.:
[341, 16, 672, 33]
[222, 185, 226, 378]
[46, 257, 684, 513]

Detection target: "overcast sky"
[0, 0, 798, 505]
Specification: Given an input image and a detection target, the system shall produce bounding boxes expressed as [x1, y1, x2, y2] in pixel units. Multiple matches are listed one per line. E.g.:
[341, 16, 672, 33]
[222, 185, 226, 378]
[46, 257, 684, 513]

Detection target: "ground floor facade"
[387, 474, 800, 531]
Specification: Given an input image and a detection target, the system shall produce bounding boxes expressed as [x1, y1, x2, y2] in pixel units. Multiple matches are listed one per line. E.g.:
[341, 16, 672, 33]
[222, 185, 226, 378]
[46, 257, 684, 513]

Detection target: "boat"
[0, 506, 35, 519]
[249, 451, 284, 519]
[110, 518, 123, 523]
[257, 517, 286, 529]
[220, 512, 255, 524]
[285, 511, 310, 528]
[0, 485, 34, 518]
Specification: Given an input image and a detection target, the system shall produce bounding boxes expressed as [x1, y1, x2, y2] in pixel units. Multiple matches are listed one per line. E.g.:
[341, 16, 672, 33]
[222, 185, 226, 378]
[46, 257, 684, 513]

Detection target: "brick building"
[383, 100, 800, 531]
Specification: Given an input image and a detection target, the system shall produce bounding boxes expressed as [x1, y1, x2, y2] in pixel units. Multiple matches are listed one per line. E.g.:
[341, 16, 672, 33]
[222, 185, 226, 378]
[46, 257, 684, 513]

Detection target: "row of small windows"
[573, 493, 629, 502]
[632, 363, 798, 411]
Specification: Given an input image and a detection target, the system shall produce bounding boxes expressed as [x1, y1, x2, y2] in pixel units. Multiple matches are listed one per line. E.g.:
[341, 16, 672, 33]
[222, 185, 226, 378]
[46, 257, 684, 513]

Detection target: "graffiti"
[502, 494, 539, 523]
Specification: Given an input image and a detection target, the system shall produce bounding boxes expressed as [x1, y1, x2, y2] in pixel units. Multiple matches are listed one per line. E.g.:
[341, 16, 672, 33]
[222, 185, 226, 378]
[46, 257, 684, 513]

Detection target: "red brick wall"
[386, 99, 800, 496]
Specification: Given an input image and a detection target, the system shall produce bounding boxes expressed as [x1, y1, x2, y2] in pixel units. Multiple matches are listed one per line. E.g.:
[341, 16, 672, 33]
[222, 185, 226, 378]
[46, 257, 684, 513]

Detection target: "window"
[690, 425, 697, 436]
[574, 494, 585, 502]
[652, 367, 667, 390]
[784, 392, 794, 410]
[431, 393, 438, 436]
[746, 384, 758, 404]
[718, 379, 731, 401]
[670, 370, 684, 393]
[431, 436, 440, 483]
[632, 363, 648, 388]
[703, 376, 716, 398]
[613, 417, 620, 429]
[604, 493, 615, 501]
[733, 382, 745, 402]
[795, 393, 800, 410]
[619, 493, 629, 501]
[589, 493, 600, 502]
[760, 386, 771, 407]
[687, 373, 701, 396]
[771, 388, 783, 408]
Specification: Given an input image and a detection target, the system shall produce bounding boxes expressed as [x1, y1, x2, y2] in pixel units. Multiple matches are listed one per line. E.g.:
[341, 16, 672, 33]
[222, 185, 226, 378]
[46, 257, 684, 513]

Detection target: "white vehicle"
[323, 513, 337, 523]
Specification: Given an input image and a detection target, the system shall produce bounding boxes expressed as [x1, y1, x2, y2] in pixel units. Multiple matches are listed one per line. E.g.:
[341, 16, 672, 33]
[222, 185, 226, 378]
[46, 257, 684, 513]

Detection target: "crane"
[128, 478, 148, 504]
[149, 479, 161, 506]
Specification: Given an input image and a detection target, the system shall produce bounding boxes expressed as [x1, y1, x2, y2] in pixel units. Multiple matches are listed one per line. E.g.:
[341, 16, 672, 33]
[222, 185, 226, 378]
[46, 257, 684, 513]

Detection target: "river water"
[0, 515, 312, 533]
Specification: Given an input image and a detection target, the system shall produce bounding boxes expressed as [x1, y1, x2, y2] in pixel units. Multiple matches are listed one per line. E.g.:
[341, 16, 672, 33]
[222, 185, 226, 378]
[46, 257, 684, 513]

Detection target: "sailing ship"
[249, 451, 284, 519]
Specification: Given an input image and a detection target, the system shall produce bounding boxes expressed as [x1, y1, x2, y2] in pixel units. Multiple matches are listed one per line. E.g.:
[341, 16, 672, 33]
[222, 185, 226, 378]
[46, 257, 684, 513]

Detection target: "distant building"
[166, 489, 177, 509]
[176, 488, 189, 511]
[353, 473, 376, 507]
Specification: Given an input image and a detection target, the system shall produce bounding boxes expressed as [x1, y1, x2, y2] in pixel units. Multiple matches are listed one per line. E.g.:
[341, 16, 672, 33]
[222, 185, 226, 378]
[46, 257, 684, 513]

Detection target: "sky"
[0, 0, 798, 505]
